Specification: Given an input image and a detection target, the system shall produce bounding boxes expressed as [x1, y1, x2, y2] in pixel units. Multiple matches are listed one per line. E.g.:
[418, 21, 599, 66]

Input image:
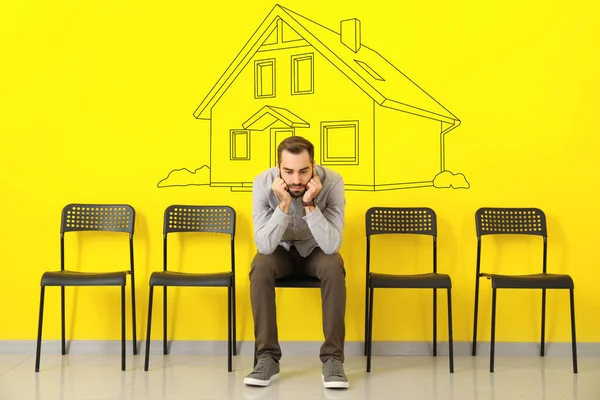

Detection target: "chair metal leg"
[472, 277, 481, 356]
[163, 286, 168, 355]
[61, 286, 66, 355]
[35, 286, 46, 372]
[366, 287, 374, 372]
[447, 288, 454, 373]
[490, 288, 497, 373]
[232, 282, 237, 356]
[228, 286, 232, 372]
[540, 288, 546, 357]
[570, 289, 578, 374]
[130, 277, 138, 355]
[144, 285, 154, 371]
[433, 288, 438, 357]
[364, 275, 370, 356]
[121, 285, 126, 372]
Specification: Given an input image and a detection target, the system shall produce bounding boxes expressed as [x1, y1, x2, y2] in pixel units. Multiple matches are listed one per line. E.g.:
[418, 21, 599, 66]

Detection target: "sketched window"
[291, 53, 314, 95]
[320, 121, 359, 165]
[230, 130, 250, 160]
[254, 59, 276, 98]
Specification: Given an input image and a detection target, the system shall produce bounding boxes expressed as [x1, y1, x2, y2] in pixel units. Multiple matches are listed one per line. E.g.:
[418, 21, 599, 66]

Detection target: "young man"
[244, 136, 348, 389]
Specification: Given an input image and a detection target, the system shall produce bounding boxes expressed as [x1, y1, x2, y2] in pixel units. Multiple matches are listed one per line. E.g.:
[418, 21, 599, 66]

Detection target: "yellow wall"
[1, 0, 599, 345]
[374, 103, 441, 185]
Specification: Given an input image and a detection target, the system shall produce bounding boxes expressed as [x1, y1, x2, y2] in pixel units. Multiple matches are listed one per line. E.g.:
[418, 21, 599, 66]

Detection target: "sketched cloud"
[157, 165, 210, 188]
[433, 170, 470, 189]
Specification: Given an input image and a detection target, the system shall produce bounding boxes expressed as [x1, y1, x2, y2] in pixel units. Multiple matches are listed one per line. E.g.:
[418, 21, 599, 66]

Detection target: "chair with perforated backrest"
[471, 207, 578, 373]
[144, 205, 236, 372]
[35, 204, 138, 372]
[252, 275, 321, 367]
[364, 207, 454, 373]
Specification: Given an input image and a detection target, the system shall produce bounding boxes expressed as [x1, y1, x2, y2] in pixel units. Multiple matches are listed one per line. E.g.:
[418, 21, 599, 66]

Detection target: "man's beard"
[288, 184, 306, 198]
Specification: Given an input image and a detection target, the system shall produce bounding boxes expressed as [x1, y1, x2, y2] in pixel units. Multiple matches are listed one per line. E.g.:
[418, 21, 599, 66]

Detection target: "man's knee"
[317, 254, 346, 281]
[249, 253, 277, 282]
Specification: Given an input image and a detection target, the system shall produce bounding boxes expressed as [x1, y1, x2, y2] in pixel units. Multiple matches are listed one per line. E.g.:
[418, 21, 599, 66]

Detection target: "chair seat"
[275, 275, 321, 288]
[41, 270, 128, 286]
[370, 272, 452, 289]
[149, 271, 232, 287]
[481, 273, 574, 289]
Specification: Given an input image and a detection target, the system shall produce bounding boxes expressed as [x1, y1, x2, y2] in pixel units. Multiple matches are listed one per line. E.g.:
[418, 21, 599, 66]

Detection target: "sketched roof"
[193, 5, 459, 125]
[243, 106, 310, 130]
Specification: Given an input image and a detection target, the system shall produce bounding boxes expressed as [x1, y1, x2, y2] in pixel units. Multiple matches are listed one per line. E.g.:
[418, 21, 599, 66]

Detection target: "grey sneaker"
[244, 357, 280, 387]
[322, 358, 349, 389]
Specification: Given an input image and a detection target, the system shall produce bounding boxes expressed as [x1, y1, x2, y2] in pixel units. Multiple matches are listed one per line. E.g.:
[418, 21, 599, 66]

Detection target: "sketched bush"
[433, 171, 470, 189]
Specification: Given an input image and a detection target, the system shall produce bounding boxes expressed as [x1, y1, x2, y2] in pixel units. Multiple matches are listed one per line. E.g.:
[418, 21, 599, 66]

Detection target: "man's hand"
[303, 175, 323, 204]
[272, 175, 292, 213]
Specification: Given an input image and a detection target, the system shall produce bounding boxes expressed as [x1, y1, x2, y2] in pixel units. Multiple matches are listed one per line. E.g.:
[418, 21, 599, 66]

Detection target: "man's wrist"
[278, 200, 291, 213]
[302, 199, 315, 207]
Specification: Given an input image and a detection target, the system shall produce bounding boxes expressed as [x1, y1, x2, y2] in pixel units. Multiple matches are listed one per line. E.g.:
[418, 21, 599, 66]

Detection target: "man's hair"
[277, 136, 315, 164]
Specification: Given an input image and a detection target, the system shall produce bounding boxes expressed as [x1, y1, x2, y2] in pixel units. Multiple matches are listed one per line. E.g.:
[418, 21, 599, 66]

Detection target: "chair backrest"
[163, 205, 236, 274]
[475, 207, 547, 237]
[365, 207, 438, 274]
[474, 207, 547, 274]
[60, 204, 135, 272]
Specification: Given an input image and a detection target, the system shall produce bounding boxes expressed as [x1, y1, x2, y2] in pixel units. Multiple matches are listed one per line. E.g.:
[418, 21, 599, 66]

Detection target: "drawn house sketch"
[157, 5, 468, 191]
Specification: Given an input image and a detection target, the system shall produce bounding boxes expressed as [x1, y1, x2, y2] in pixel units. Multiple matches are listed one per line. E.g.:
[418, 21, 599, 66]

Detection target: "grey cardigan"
[251, 164, 346, 257]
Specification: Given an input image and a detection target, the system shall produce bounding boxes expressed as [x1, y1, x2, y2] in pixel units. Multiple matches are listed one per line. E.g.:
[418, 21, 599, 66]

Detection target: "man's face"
[278, 150, 314, 198]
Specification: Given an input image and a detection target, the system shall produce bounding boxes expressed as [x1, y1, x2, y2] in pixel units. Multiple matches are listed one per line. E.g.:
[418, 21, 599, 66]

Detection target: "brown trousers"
[249, 245, 346, 363]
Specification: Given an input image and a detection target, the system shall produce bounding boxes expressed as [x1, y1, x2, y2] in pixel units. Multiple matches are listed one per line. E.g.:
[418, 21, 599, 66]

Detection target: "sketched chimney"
[340, 18, 361, 53]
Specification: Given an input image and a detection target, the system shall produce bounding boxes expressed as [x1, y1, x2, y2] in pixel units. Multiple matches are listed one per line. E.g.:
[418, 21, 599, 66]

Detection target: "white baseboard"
[0, 340, 595, 356]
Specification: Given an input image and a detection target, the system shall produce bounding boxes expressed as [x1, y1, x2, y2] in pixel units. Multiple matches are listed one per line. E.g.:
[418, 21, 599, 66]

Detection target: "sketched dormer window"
[254, 59, 276, 98]
[291, 53, 314, 95]
[354, 60, 384, 81]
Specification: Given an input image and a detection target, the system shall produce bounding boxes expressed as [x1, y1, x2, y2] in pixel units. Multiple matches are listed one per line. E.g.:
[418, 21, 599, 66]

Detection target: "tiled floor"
[0, 354, 598, 399]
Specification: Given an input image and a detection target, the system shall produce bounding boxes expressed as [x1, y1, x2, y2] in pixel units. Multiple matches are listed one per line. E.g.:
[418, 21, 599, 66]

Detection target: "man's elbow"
[322, 237, 342, 255]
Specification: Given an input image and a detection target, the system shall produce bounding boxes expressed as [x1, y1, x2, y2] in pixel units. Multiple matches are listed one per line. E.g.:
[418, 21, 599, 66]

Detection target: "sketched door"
[270, 129, 295, 167]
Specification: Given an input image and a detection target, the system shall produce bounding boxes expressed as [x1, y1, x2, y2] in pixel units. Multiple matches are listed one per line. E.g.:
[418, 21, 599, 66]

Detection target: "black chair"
[144, 205, 236, 372]
[35, 204, 138, 372]
[364, 207, 454, 373]
[471, 207, 578, 373]
[253, 275, 320, 367]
